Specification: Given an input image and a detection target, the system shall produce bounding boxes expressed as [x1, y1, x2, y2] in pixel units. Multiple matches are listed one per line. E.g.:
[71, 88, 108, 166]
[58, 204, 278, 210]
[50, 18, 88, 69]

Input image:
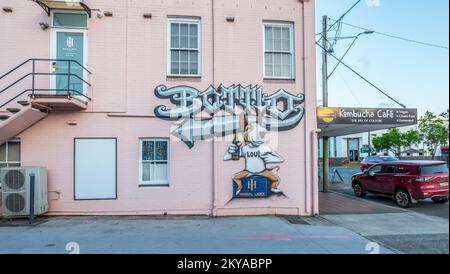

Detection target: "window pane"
[171, 23, 180, 36]
[154, 163, 168, 181]
[180, 51, 189, 62]
[189, 36, 198, 49]
[142, 141, 154, 161]
[0, 163, 6, 169]
[155, 141, 168, 160]
[180, 24, 189, 36]
[273, 53, 282, 66]
[282, 54, 291, 66]
[53, 13, 87, 28]
[265, 27, 273, 51]
[265, 53, 273, 65]
[282, 65, 291, 77]
[7, 142, 20, 162]
[171, 62, 180, 74]
[273, 27, 282, 39]
[189, 51, 198, 63]
[273, 65, 282, 77]
[189, 63, 198, 75]
[142, 163, 151, 182]
[171, 35, 180, 48]
[189, 24, 198, 36]
[0, 143, 6, 162]
[265, 65, 273, 77]
[274, 38, 282, 51]
[7, 163, 20, 168]
[171, 50, 179, 62]
[180, 62, 189, 74]
[282, 27, 290, 40]
[180, 35, 189, 48]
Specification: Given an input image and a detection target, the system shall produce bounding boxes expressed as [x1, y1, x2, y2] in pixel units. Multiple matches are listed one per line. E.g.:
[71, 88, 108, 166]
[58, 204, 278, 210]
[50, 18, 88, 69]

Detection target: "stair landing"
[30, 94, 88, 111]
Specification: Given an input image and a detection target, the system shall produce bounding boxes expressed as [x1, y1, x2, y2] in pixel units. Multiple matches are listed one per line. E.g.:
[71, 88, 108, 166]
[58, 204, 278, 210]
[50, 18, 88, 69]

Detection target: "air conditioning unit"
[0, 167, 48, 218]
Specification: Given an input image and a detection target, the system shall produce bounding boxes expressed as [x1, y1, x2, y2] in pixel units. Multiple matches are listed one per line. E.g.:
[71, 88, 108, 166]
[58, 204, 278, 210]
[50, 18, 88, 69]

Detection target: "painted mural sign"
[154, 84, 305, 198]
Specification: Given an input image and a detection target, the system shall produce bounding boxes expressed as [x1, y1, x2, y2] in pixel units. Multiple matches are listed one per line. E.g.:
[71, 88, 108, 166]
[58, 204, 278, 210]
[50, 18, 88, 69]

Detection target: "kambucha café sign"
[317, 107, 417, 125]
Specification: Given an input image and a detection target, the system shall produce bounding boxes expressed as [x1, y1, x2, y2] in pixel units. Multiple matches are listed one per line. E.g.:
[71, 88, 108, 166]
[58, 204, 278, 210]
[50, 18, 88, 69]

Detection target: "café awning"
[317, 107, 418, 137]
[31, 0, 91, 17]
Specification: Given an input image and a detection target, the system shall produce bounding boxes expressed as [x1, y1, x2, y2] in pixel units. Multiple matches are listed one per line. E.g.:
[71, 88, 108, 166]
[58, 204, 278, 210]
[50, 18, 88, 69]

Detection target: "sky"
[315, 0, 449, 117]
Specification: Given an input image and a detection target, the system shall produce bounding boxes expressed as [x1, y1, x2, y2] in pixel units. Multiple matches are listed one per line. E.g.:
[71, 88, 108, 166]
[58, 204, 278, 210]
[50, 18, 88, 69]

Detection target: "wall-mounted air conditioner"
[0, 167, 48, 218]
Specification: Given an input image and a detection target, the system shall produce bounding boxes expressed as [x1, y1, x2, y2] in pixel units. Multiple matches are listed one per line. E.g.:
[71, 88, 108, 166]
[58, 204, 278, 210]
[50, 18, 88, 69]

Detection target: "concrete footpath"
[0, 216, 393, 254]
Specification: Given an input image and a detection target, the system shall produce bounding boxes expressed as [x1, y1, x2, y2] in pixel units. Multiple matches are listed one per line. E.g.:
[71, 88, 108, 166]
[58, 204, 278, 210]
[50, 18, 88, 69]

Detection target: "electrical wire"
[331, 19, 449, 50]
[327, 35, 359, 79]
[316, 41, 406, 108]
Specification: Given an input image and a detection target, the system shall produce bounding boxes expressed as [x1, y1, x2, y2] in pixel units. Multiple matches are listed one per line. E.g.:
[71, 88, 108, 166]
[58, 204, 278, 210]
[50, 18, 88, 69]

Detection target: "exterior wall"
[0, 0, 318, 216]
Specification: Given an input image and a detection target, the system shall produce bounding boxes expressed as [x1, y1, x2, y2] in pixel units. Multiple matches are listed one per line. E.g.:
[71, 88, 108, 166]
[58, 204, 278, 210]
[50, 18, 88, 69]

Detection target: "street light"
[327, 30, 375, 79]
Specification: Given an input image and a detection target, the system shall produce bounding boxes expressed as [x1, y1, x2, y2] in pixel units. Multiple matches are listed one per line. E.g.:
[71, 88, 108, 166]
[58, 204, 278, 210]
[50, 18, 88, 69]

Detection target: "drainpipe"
[211, 0, 219, 217]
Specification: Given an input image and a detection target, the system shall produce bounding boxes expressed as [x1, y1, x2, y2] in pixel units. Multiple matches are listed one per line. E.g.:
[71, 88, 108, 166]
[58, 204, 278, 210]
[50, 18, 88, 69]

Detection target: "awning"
[317, 107, 418, 137]
[31, 0, 91, 17]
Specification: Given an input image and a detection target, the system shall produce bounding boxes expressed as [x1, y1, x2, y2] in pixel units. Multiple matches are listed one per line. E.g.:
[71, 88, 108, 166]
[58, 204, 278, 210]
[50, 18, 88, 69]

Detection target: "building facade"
[0, 0, 318, 216]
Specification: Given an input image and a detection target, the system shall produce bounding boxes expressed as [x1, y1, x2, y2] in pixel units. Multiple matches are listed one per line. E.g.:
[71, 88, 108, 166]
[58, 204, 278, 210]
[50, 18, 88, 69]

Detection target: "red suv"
[352, 161, 449, 208]
[360, 156, 399, 172]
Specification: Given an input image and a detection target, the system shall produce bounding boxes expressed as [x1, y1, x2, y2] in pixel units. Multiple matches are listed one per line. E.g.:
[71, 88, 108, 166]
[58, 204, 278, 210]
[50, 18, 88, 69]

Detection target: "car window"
[397, 167, 410, 174]
[369, 165, 383, 174]
[382, 157, 399, 162]
[382, 165, 396, 174]
[418, 164, 449, 175]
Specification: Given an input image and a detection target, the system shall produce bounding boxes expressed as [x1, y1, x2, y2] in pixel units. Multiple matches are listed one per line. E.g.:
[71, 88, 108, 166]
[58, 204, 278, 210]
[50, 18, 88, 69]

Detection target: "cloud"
[365, 0, 381, 7]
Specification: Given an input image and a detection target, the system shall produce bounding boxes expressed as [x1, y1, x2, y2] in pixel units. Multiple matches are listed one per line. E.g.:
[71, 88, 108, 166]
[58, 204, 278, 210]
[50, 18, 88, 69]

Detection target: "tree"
[372, 128, 421, 157]
[418, 111, 449, 159]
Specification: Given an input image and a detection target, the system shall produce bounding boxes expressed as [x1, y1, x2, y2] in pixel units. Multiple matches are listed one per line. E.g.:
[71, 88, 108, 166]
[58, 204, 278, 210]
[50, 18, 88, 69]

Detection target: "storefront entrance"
[51, 11, 88, 96]
[348, 138, 360, 163]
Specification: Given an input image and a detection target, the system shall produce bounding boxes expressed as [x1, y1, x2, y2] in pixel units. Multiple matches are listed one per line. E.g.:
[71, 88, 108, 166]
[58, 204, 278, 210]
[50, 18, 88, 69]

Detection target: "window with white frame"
[0, 140, 21, 169]
[168, 18, 201, 76]
[264, 23, 295, 79]
[140, 139, 169, 185]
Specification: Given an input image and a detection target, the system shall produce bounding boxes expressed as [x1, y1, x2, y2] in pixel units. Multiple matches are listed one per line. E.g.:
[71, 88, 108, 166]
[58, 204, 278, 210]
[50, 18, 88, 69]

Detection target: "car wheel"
[395, 189, 412, 208]
[431, 197, 449, 204]
[353, 182, 366, 197]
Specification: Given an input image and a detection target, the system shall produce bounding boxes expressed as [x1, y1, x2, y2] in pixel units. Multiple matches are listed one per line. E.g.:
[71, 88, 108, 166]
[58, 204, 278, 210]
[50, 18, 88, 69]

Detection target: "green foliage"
[372, 128, 421, 156]
[418, 111, 449, 158]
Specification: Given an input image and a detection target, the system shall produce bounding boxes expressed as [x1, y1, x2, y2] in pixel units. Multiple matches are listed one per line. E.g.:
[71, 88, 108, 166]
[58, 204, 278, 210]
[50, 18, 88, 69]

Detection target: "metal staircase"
[0, 59, 92, 145]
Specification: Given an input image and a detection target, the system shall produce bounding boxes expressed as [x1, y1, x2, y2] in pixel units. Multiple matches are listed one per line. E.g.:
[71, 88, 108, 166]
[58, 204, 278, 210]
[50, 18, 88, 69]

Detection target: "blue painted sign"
[233, 176, 270, 198]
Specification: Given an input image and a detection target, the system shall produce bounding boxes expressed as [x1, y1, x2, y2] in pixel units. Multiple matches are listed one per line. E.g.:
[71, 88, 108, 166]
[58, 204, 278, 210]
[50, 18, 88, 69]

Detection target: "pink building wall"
[0, 0, 318, 216]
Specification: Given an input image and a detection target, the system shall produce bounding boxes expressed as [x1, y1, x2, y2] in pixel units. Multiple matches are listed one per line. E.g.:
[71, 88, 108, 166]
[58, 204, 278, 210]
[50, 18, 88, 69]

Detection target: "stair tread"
[17, 101, 30, 106]
[6, 108, 21, 113]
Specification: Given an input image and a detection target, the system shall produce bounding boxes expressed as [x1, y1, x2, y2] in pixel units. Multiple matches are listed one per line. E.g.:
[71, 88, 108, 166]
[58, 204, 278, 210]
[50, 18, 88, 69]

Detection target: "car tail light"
[416, 177, 433, 182]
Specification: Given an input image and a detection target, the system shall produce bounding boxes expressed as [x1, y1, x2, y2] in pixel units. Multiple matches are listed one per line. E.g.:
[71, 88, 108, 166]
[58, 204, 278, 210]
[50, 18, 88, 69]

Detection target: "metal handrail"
[0, 58, 92, 80]
[0, 59, 92, 107]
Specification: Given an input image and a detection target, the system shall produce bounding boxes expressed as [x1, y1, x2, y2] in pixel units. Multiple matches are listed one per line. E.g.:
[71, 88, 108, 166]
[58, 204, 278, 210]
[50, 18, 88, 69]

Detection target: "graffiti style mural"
[154, 84, 305, 198]
[154, 84, 305, 148]
[224, 112, 285, 198]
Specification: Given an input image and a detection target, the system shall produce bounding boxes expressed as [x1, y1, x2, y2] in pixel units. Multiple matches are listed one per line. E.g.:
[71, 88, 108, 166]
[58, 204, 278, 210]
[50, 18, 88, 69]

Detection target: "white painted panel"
[75, 139, 116, 200]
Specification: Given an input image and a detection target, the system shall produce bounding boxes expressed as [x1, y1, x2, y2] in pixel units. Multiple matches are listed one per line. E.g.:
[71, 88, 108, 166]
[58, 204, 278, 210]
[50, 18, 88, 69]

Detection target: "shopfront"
[0, 0, 318, 216]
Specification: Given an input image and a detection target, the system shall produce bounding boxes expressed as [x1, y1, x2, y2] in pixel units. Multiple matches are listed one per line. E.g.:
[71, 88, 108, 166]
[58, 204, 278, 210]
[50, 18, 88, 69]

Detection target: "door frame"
[50, 10, 88, 98]
[347, 138, 360, 163]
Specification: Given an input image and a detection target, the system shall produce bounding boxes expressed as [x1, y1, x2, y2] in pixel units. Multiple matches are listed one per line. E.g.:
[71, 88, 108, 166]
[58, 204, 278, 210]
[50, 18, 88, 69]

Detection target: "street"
[319, 166, 449, 254]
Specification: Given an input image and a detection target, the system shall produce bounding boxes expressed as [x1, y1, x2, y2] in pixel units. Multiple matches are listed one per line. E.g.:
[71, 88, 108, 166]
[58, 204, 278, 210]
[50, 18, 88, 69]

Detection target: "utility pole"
[322, 15, 330, 193]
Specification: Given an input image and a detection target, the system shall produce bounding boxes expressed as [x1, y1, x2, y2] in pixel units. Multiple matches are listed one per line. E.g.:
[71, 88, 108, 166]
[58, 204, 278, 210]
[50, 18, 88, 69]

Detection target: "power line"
[317, 0, 361, 44]
[327, 0, 361, 32]
[316, 41, 406, 108]
[331, 19, 449, 50]
[328, 36, 360, 79]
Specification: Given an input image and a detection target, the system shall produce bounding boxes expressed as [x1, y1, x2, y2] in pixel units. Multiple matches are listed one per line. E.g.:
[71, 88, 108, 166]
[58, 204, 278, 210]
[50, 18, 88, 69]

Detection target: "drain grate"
[281, 215, 311, 225]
